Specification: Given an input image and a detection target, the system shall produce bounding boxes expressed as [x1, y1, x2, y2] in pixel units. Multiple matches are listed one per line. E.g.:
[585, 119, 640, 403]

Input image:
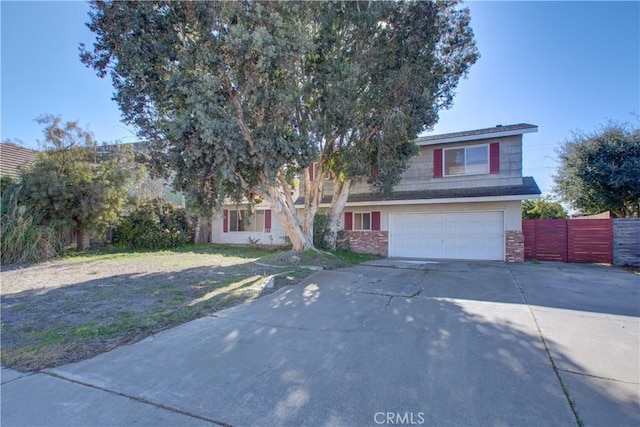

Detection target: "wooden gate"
[523, 219, 613, 264]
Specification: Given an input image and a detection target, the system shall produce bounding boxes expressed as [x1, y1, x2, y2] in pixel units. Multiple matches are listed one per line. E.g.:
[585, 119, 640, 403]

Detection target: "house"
[0, 142, 37, 179]
[211, 123, 541, 262]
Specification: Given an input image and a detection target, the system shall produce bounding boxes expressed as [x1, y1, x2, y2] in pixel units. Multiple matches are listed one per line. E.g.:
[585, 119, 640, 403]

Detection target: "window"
[353, 212, 371, 231]
[444, 145, 488, 176]
[229, 210, 265, 232]
[344, 211, 380, 231]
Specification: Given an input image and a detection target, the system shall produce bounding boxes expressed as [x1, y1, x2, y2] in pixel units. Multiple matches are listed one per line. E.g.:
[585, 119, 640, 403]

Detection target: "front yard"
[0, 245, 374, 371]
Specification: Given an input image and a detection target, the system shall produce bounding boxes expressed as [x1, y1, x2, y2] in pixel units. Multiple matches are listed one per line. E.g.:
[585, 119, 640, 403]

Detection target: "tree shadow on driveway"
[41, 266, 639, 426]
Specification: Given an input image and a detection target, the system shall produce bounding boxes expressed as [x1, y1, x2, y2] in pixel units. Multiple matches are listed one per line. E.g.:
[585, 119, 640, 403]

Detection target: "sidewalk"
[1, 366, 213, 426]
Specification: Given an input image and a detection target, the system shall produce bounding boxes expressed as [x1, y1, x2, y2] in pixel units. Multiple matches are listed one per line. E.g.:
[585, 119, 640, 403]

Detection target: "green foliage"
[333, 249, 380, 264]
[1, 190, 66, 264]
[312, 213, 330, 250]
[82, 1, 313, 210]
[113, 200, 195, 250]
[308, 1, 479, 194]
[1, 175, 17, 195]
[312, 212, 361, 252]
[17, 115, 136, 249]
[554, 122, 640, 217]
[522, 196, 568, 219]
[81, 1, 479, 250]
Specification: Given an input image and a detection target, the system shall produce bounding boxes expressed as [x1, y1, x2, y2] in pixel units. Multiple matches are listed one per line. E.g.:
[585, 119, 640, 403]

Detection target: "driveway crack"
[557, 368, 640, 385]
[42, 371, 231, 426]
[507, 264, 583, 427]
[385, 296, 393, 309]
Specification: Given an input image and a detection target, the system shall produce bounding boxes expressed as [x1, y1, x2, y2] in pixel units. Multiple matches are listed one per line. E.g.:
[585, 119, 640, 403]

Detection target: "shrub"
[313, 213, 330, 250]
[336, 229, 350, 251]
[1, 192, 66, 264]
[113, 200, 195, 250]
[313, 213, 351, 250]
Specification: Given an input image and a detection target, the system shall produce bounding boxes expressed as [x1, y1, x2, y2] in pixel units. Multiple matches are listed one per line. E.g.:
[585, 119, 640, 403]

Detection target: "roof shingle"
[416, 123, 538, 145]
[0, 143, 37, 179]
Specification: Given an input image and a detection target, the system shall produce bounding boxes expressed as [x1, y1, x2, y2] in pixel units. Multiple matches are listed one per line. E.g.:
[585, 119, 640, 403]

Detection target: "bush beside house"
[113, 200, 195, 250]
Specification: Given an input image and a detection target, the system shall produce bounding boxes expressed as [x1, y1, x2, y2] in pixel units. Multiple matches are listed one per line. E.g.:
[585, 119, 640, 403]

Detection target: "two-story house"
[211, 123, 541, 262]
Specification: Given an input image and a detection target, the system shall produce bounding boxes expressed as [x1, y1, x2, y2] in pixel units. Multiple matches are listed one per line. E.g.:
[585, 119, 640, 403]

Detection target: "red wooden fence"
[523, 219, 613, 264]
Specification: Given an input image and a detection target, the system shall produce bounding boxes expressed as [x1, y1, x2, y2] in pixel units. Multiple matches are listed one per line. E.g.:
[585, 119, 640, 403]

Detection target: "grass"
[1, 244, 377, 371]
[333, 249, 380, 264]
[60, 243, 274, 263]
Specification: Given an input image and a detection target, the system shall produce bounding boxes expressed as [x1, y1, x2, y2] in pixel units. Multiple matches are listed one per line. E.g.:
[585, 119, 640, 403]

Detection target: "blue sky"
[1, 1, 638, 195]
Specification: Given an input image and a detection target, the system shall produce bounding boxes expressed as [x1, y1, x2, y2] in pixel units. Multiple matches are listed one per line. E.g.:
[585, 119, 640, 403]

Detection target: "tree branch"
[279, 170, 297, 211]
[223, 75, 255, 152]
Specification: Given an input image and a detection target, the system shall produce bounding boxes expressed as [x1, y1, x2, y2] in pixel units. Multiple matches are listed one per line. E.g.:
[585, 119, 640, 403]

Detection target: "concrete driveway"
[2, 260, 639, 426]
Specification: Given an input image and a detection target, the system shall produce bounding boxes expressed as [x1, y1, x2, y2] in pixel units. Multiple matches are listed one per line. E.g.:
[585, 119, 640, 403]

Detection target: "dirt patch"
[0, 246, 323, 371]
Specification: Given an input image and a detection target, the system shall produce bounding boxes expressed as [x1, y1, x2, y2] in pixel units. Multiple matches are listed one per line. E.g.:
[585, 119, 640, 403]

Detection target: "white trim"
[352, 211, 372, 231]
[306, 193, 540, 209]
[416, 126, 537, 146]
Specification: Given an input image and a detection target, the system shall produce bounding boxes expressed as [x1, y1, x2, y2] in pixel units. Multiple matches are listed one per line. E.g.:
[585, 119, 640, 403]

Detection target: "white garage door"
[389, 211, 505, 260]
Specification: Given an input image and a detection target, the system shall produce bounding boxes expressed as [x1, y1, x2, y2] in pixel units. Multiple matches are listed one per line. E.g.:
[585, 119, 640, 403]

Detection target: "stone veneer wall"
[505, 230, 524, 263]
[345, 231, 388, 257]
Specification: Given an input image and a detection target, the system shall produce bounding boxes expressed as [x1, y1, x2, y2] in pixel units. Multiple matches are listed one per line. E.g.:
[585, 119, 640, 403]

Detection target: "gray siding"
[348, 134, 524, 195]
[614, 218, 640, 267]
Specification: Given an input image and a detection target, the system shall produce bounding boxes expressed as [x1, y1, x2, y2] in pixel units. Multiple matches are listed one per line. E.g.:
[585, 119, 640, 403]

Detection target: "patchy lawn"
[1, 244, 377, 371]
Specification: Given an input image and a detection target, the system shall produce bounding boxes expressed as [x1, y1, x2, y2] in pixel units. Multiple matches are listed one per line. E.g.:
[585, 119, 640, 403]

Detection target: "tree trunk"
[194, 217, 202, 244]
[325, 178, 354, 250]
[301, 164, 325, 244]
[76, 228, 87, 252]
[263, 184, 313, 251]
[301, 204, 318, 249]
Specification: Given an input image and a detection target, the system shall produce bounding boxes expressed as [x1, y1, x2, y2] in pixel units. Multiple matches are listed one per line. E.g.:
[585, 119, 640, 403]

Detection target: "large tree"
[81, 1, 478, 250]
[18, 115, 136, 250]
[554, 122, 640, 218]
[302, 2, 478, 248]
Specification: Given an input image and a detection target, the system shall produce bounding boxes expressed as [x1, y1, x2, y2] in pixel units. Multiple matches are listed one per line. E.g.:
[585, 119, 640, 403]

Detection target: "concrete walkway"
[2, 261, 638, 426]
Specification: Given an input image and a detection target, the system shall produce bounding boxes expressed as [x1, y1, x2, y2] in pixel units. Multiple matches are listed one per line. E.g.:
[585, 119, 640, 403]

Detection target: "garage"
[388, 211, 505, 260]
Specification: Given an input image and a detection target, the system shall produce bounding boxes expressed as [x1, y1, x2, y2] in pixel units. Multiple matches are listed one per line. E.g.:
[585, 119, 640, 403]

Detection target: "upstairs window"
[444, 145, 488, 176]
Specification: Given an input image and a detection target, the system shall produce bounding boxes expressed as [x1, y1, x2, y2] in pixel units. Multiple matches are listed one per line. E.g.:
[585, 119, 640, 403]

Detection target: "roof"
[295, 177, 541, 206]
[416, 123, 538, 146]
[0, 143, 37, 179]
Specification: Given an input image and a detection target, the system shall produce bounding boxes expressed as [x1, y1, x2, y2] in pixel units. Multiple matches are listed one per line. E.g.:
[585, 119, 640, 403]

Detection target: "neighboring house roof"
[295, 176, 541, 206]
[416, 123, 538, 146]
[0, 143, 37, 179]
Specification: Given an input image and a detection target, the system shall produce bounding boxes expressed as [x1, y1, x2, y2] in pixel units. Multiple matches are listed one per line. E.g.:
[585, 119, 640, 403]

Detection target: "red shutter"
[223, 209, 229, 233]
[433, 148, 443, 178]
[308, 163, 314, 181]
[371, 211, 381, 231]
[344, 211, 353, 231]
[264, 209, 271, 233]
[490, 142, 500, 174]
